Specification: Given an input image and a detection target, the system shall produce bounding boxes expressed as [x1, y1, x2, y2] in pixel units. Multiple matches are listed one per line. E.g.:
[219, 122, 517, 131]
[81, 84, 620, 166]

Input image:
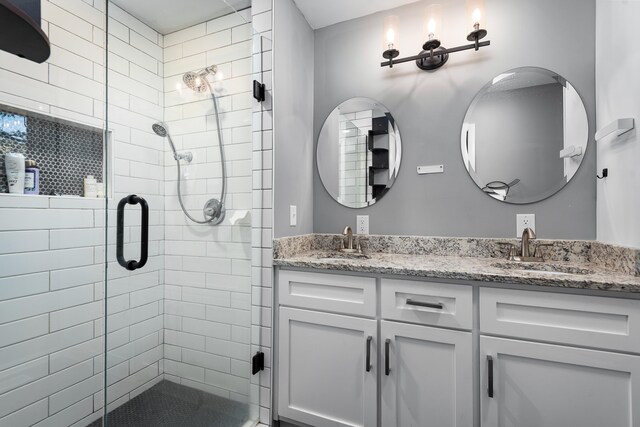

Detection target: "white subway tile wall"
[251, 2, 274, 424]
[160, 7, 259, 415]
[0, 197, 112, 427]
[338, 111, 372, 206]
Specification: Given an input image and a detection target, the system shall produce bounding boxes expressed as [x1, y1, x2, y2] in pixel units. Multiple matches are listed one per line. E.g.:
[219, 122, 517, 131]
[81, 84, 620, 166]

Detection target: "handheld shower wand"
[151, 123, 192, 163]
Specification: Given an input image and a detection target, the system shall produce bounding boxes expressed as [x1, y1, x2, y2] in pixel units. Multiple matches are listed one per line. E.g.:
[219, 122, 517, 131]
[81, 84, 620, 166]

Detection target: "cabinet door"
[278, 307, 377, 427]
[481, 336, 640, 427]
[381, 320, 473, 427]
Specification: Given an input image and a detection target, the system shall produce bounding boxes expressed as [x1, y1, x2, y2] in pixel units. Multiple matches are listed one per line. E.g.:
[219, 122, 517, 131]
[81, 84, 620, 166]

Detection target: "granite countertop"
[273, 235, 640, 294]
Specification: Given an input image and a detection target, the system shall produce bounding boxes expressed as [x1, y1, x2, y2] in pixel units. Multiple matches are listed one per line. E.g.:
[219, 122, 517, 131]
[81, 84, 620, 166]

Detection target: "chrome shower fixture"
[152, 122, 192, 163]
[152, 64, 227, 226]
[183, 65, 218, 93]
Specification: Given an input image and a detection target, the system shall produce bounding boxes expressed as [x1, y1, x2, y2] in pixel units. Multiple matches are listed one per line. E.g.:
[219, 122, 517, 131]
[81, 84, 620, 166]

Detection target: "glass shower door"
[101, 1, 262, 426]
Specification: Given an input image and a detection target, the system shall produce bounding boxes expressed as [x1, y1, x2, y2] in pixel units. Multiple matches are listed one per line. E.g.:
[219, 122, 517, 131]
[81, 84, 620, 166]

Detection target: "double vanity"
[280, 27, 634, 427]
[272, 234, 640, 427]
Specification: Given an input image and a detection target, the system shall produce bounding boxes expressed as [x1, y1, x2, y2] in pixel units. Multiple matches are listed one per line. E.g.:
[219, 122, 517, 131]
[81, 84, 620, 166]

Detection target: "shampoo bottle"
[84, 175, 97, 198]
[5, 153, 25, 194]
[24, 159, 39, 195]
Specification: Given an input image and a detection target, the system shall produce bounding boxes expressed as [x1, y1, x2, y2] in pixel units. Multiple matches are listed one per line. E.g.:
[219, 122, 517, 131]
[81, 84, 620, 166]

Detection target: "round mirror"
[461, 67, 588, 204]
[317, 98, 402, 208]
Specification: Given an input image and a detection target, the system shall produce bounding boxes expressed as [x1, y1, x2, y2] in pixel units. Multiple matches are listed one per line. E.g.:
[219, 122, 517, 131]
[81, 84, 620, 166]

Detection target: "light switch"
[289, 205, 297, 227]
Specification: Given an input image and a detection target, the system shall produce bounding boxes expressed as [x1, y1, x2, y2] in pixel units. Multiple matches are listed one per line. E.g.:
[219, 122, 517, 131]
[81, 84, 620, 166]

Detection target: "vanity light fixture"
[381, 0, 490, 70]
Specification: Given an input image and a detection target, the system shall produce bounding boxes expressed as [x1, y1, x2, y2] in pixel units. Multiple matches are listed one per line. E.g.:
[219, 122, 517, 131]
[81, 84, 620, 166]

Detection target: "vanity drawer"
[278, 270, 376, 317]
[480, 287, 640, 353]
[381, 279, 473, 330]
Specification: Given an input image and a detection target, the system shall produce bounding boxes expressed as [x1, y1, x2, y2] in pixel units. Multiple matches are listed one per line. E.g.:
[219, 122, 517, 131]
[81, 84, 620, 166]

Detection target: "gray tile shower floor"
[88, 380, 253, 427]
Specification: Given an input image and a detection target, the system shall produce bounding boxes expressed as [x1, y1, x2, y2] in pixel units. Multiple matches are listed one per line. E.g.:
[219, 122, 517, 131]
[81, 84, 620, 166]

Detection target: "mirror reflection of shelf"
[317, 97, 402, 209]
[367, 115, 391, 199]
[371, 148, 389, 169]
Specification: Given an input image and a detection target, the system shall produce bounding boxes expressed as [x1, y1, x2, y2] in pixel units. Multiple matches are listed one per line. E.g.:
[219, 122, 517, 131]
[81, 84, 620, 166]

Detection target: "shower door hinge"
[253, 80, 265, 102]
[252, 351, 265, 375]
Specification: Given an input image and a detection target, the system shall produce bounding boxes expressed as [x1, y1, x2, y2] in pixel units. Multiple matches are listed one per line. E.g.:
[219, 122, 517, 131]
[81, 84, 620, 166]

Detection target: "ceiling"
[293, 0, 421, 29]
[110, 0, 250, 34]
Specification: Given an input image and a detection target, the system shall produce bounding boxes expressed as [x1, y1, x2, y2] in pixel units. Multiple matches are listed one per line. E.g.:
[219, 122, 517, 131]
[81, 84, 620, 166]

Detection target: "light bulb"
[383, 15, 400, 52]
[428, 19, 436, 36]
[424, 4, 442, 41]
[466, 0, 485, 31]
[386, 28, 395, 46]
[473, 8, 481, 25]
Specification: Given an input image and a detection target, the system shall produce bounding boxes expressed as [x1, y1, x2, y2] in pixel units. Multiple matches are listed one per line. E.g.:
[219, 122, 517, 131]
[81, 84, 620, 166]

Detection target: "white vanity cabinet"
[278, 307, 377, 427]
[276, 270, 473, 427]
[381, 320, 473, 427]
[275, 269, 640, 427]
[480, 288, 640, 427]
[277, 270, 379, 427]
[480, 336, 640, 427]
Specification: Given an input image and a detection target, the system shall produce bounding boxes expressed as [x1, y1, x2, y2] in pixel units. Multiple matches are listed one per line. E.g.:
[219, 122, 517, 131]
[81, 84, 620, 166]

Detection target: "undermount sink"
[491, 261, 594, 276]
[313, 251, 371, 260]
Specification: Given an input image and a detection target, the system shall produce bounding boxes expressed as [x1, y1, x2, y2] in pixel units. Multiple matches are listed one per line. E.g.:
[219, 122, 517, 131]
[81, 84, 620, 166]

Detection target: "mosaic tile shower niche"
[0, 106, 104, 196]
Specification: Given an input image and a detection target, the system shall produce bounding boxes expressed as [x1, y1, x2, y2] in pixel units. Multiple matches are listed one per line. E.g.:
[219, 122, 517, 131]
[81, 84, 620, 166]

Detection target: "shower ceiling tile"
[110, 0, 251, 35]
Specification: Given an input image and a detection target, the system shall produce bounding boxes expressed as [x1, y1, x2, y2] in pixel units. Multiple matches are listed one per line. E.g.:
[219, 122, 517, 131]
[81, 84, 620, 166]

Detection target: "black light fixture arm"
[381, 39, 490, 68]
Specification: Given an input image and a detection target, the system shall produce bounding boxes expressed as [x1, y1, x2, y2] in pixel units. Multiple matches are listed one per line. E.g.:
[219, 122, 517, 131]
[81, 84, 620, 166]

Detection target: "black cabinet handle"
[365, 336, 372, 372]
[487, 355, 494, 398]
[116, 195, 149, 271]
[406, 299, 444, 310]
[385, 339, 391, 376]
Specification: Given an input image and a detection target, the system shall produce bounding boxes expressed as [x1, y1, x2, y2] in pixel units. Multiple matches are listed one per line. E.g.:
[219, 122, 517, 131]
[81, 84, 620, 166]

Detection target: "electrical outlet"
[289, 205, 297, 227]
[356, 215, 369, 235]
[516, 214, 535, 237]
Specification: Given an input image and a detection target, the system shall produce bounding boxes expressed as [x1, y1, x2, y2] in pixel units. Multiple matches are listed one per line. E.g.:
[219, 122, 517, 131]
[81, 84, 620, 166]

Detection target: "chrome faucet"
[342, 226, 354, 250]
[521, 227, 536, 258]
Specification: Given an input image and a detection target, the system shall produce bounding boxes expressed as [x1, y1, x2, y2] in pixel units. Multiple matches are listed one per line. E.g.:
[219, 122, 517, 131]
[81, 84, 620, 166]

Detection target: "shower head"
[152, 122, 167, 137]
[183, 65, 218, 93]
[152, 122, 181, 159]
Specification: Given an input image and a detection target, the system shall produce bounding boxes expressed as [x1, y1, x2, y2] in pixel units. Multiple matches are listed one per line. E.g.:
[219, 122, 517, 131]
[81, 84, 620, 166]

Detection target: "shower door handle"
[116, 195, 149, 271]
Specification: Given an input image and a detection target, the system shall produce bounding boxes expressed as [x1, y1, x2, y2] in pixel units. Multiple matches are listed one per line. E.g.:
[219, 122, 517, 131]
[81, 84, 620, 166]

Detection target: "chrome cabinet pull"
[406, 299, 444, 310]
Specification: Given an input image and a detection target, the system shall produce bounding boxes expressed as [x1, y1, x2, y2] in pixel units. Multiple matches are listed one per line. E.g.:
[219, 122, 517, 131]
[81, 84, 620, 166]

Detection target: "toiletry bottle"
[84, 175, 97, 198]
[96, 182, 105, 198]
[5, 153, 25, 194]
[24, 159, 39, 195]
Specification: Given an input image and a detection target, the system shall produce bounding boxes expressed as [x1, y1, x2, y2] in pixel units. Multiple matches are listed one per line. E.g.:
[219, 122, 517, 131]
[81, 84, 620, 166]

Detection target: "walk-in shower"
[153, 65, 227, 225]
[0, 0, 265, 425]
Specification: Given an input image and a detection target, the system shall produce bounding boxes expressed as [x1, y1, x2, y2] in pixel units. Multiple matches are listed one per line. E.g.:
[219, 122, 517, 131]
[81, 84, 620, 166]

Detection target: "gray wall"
[273, 0, 315, 237]
[313, 0, 596, 239]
